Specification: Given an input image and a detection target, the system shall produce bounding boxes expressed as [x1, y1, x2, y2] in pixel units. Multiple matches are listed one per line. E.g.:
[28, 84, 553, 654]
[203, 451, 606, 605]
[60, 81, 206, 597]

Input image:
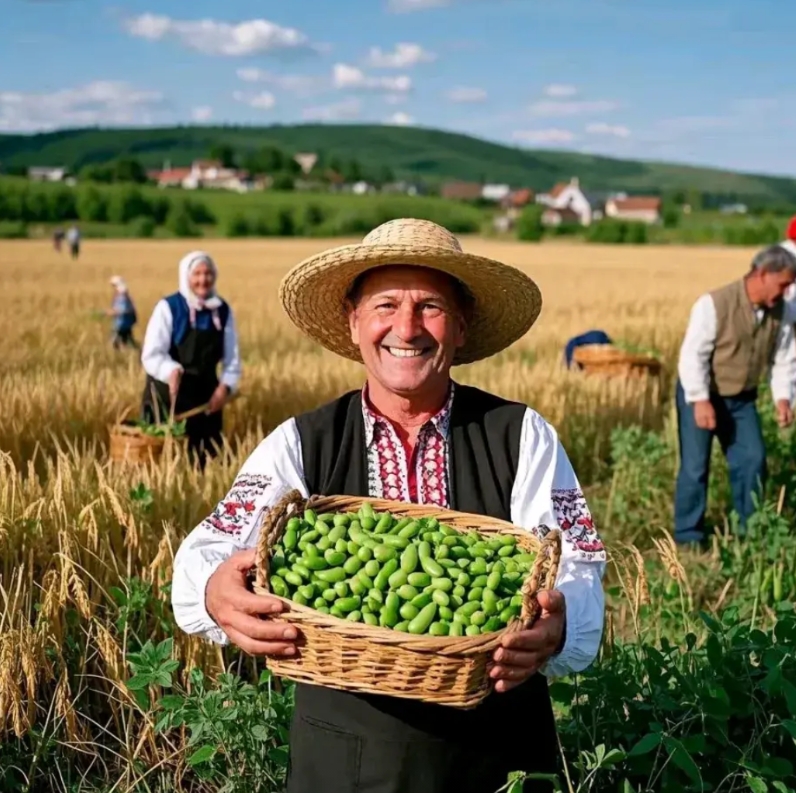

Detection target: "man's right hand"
[205, 549, 299, 656]
[693, 400, 716, 431]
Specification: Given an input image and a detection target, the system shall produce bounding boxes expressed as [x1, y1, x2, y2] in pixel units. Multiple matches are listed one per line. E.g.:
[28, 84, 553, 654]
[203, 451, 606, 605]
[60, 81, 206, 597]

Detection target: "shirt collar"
[361, 381, 455, 446]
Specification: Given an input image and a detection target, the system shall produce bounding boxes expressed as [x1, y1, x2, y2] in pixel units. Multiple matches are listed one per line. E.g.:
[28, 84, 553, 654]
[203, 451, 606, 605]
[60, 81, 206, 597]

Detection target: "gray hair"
[750, 245, 796, 275]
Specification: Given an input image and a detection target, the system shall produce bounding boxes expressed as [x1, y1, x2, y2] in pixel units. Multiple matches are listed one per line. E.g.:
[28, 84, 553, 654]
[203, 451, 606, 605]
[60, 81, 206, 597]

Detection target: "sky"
[2, 0, 795, 177]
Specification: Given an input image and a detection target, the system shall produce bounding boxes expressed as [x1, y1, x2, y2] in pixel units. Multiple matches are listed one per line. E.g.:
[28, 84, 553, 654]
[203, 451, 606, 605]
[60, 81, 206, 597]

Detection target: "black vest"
[289, 382, 558, 774]
[295, 383, 525, 521]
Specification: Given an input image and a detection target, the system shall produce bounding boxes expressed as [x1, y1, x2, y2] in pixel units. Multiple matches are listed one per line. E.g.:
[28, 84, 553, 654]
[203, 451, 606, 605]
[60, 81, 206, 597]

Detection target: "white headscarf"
[178, 250, 223, 330]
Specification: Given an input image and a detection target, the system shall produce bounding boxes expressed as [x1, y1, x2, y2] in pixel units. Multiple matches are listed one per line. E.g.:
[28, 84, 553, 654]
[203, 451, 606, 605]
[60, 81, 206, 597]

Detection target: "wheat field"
[0, 237, 763, 791]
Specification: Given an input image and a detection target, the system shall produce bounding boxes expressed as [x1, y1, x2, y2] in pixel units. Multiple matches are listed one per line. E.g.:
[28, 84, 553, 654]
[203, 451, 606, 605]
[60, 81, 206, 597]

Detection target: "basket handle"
[519, 529, 562, 627]
[254, 489, 308, 590]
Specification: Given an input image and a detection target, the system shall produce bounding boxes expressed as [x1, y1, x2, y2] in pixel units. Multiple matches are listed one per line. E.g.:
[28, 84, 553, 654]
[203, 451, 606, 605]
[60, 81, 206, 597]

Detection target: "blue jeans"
[674, 380, 767, 544]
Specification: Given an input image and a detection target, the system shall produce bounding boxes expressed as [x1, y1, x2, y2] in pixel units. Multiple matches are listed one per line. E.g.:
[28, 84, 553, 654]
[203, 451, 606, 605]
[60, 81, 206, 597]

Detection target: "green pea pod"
[335, 596, 361, 614]
[500, 606, 519, 623]
[411, 592, 433, 609]
[469, 558, 488, 576]
[283, 570, 303, 587]
[439, 605, 454, 621]
[457, 601, 481, 617]
[429, 621, 449, 636]
[438, 523, 457, 537]
[346, 610, 362, 622]
[344, 556, 363, 575]
[510, 594, 524, 608]
[432, 589, 450, 607]
[483, 589, 499, 615]
[322, 588, 337, 603]
[394, 620, 410, 632]
[283, 529, 298, 550]
[400, 602, 419, 620]
[349, 577, 367, 597]
[408, 571, 431, 587]
[468, 587, 484, 602]
[400, 545, 419, 574]
[498, 545, 516, 558]
[397, 584, 419, 601]
[418, 540, 432, 559]
[449, 621, 464, 637]
[360, 517, 377, 531]
[357, 545, 373, 562]
[407, 602, 438, 635]
[368, 588, 384, 605]
[374, 513, 394, 534]
[453, 612, 470, 626]
[301, 543, 320, 559]
[327, 526, 346, 544]
[333, 513, 350, 527]
[398, 520, 422, 539]
[304, 509, 317, 526]
[360, 502, 375, 519]
[389, 516, 411, 535]
[503, 559, 518, 573]
[375, 558, 399, 588]
[324, 550, 347, 567]
[388, 569, 409, 589]
[363, 612, 379, 626]
[435, 545, 450, 560]
[442, 535, 460, 547]
[364, 559, 381, 578]
[470, 611, 486, 627]
[482, 616, 503, 633]
[334, 581, 350, 598]
[314, 597, 328, 610]
[316, 536, 332, 552]
[382, 534, 410, 549]
[374, 544, 398, 563]
[449, 546, 469, 560]
[315, 522, 331, 537]
[357, 571, 374, 590]
[420, 555, 444, 578]
[270, 575, 289, 597]
[302, 557, 328, 572]
[514, 553, 536, 565]
[380, 605, 400, 628]
[315, 567, 346, 584]
[286, 517, 301, 533]
[330, 605, 344, 618]
[452, 585, 466, 599]
[293, 591, 309, 606]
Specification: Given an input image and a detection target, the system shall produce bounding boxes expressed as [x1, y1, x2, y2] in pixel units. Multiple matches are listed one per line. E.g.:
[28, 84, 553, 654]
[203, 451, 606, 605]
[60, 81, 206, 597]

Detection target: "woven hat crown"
[361, 218, 463, 252]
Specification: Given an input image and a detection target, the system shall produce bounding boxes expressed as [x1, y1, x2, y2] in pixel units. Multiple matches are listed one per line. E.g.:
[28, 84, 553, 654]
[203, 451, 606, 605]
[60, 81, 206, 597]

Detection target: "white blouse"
[140, 298, 242, 392]
[171, 400, 607, 679]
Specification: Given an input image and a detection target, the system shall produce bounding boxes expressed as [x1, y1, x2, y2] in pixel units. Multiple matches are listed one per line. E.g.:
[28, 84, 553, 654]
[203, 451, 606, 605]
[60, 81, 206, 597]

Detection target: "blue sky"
[3, 0, 795, 177]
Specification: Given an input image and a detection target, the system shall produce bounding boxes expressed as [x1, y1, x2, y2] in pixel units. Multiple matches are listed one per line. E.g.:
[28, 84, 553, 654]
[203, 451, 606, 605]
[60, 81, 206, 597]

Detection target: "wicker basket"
[252, 489, 561, 709]
[572, 344, 661, 378]
[108, 408, 187, 464]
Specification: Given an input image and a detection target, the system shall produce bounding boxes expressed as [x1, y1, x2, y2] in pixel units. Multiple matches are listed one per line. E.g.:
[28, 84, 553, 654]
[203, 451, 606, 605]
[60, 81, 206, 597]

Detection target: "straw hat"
[279, 218, 542, 365]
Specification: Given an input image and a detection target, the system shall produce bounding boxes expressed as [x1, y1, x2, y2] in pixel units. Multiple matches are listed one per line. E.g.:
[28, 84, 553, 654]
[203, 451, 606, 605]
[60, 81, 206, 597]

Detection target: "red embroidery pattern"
[205, 473, 271, 536]
[418, 426, 448, 507]
[373, 422, 409, 501]
[551, 488, 606, 559]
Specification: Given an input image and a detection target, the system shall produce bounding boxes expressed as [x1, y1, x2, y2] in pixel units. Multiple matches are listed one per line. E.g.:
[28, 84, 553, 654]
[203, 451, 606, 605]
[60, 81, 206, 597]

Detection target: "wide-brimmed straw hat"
[278, 218, 542, 365]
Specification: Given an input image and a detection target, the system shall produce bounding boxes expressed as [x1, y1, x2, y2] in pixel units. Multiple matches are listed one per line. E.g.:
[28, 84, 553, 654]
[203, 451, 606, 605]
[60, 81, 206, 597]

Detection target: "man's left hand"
[207, 384, 230, 414]
[489, 590, 566, 693]
[776, 400, 793, 429]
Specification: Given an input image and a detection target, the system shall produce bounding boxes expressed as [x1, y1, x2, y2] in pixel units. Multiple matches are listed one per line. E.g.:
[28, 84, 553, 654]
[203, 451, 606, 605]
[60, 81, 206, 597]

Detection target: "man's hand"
[168, 368, 183, 405]
[490, 590, 566, 693]
[207, 384, 230, 414]
[776, 399, 794, 429]
[693, 400, 716, 431]
[205, 549, 299, 656]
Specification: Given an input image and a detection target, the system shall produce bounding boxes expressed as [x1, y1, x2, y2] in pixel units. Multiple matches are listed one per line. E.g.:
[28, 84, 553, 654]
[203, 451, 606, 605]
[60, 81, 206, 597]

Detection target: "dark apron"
[141, 318, 224, 466]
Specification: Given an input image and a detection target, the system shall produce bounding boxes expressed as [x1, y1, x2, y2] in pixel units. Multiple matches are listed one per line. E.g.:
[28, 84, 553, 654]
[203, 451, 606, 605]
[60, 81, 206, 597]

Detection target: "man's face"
[189, 262, 215, 300]
[758, 269, 795, 307]
[347, 266, 467, 398]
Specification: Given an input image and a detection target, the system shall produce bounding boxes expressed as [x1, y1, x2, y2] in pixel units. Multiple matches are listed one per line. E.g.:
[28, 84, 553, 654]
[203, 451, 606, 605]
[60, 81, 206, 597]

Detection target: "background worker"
[140, 250, 241, 467]
[107, 275, 138, 349]
[674, 245, 796, 547]
[66, 224, 80, 259]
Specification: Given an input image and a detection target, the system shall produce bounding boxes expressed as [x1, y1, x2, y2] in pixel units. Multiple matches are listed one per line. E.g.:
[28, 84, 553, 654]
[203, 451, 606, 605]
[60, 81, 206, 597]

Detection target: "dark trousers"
[286, 681, 557, 793]
[112, 328, 138, 349]
[674, 380, 767, 544]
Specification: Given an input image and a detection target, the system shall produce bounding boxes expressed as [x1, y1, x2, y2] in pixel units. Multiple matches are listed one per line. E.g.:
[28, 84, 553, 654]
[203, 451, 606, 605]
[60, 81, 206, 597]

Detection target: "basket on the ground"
[572, 343, 662, 378]
[252, 489, 561, 709]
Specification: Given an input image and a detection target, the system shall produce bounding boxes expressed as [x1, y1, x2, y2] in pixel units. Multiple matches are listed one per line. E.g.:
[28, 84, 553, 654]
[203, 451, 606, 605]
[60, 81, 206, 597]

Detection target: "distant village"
[23, 151, 751, 234]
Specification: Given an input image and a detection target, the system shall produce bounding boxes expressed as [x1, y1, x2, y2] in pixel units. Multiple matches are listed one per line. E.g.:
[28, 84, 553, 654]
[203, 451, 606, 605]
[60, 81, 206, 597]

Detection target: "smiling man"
[170, 219, 606, 793]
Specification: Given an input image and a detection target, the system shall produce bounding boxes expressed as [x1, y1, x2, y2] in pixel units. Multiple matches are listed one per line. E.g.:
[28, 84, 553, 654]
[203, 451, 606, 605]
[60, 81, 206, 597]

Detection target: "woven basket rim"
[252, 491, 561, 654]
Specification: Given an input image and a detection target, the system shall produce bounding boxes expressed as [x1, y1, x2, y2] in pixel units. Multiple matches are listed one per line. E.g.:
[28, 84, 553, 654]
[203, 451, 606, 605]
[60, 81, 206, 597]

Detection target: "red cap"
[787, 216, 796, 241]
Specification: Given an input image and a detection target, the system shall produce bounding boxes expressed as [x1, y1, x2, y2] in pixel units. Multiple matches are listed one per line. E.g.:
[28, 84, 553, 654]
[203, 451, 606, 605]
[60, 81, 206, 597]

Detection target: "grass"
[1, 238, 795, 793]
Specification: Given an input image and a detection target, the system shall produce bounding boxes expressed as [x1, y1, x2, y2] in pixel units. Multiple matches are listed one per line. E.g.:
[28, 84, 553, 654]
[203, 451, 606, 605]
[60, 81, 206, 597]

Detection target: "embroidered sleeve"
[510, 409, 606, 677]
[171, 418, 308, 645]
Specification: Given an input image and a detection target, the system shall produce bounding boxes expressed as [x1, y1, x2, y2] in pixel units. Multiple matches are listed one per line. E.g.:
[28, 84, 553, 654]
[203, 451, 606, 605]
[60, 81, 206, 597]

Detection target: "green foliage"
[516, 205, 545, 241]
[588, 219, 649, 244]
[0, 220, 28, 238]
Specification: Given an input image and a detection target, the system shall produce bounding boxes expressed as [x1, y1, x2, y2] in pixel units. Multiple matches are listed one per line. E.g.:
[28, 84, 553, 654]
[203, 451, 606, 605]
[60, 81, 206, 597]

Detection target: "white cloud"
[544, 84, 577, 98]
[192, 106, 213, 122]
[585, 122, 630, 138]
[446, 86, 487, 103]
[333, 63, 411, 93]
[528, 99, 619, 117]
[385, 111, 414, 125]
[124, 14, 316, 57]
[365, 42, 435, 68]
[236, 67, 326, 94]
[302, 97, 361, 121]
[0, 80, 164, 132]
[385, 93, 407, 105]
[232, 90, 276, 109]
[512, 128, 576, 144]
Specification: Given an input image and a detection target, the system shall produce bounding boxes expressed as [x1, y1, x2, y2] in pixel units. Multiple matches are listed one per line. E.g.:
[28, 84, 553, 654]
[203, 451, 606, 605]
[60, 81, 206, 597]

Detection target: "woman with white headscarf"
[107, 276, 138, 349]
[140, 250, 241, 467]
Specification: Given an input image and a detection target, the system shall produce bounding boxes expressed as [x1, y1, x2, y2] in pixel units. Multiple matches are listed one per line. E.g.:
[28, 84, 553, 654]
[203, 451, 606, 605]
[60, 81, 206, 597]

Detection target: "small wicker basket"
[252, 489, 561, 709]
[108, 407, 187, 464]
[572, 344, 661, 378]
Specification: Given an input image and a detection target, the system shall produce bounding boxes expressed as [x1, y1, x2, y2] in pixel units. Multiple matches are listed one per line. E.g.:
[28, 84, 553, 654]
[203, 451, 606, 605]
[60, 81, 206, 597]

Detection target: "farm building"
[604, 196, 662, 224]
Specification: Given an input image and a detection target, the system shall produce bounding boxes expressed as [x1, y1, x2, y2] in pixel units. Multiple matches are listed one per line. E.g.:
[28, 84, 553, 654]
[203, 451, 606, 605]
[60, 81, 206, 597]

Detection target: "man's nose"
[392, 303, 423, 341]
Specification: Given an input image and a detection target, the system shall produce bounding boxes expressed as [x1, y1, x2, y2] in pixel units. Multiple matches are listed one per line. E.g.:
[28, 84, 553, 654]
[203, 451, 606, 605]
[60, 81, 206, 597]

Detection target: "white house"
[604, 196, 662, 224]
[150, 159, 256, 193]
[481, 183, 511, 202]
[536, 177, 597, 225]
[28, 166, 68, 182]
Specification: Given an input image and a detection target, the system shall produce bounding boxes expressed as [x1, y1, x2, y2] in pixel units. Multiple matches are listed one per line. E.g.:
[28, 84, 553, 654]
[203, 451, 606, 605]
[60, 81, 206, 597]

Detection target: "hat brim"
[278, 242, 543, 366]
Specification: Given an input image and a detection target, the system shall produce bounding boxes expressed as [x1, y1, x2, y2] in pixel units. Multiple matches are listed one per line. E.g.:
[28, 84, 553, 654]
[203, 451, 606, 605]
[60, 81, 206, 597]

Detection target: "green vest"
[708, 278, 782, 397]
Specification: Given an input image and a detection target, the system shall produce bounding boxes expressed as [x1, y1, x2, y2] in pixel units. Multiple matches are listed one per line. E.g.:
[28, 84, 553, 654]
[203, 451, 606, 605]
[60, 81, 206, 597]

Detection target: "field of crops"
[2, 237, 796, 793]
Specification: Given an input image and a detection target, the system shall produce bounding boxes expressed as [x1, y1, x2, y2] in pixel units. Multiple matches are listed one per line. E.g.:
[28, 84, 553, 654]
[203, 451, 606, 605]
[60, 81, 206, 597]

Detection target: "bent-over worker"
[108, 276, 138, 349]
[140, 250, 241, 467]
[674, 244, 796, 546]
[170, 219, 606, 793]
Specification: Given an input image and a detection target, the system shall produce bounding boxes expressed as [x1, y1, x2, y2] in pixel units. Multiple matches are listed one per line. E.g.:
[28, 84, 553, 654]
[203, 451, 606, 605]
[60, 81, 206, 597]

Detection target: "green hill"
[2, 123, 796, 205]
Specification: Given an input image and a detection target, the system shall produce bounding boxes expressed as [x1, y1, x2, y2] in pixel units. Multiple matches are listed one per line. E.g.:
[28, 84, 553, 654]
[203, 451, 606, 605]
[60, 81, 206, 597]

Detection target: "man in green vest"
[674, 244, 796, 546]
